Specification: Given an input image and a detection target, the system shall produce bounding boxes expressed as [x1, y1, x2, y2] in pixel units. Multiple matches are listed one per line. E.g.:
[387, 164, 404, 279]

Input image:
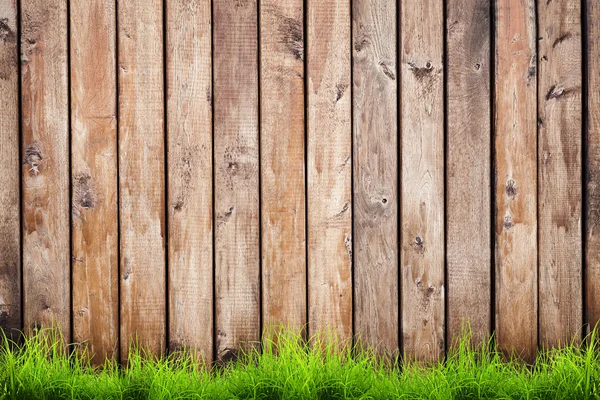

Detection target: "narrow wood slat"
[260, 0, 306, 335]
[352, 0, 398, 355]
[166, 0, 213, 361]
[494, 0, 538, 362]
[213, 0, 260, 362]
[70, 0, 118, 363]
[537, 0, 582, 347]
[118, 0, 166, 360]
[400, 0, 445, 362]
[585, 0, 600, 332]
[446, 0, 491, 347]
[0, 0, 21, 340]
[306, 0, 352, 343]
[21, 0, 70, 340]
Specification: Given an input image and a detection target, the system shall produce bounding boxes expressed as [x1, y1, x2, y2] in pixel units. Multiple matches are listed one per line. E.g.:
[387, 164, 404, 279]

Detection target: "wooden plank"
[213, 0, 260, 362]
[494, 0, 538, 362]
[537, 0, 582, 348]
[21, 0, 70, 340]
[446, 0, 491, 347]
[0, 0, 21, 340]
[118, 0, 166, 360]
[585, 0, 600, 333]
[352, 0, 398, 355]
[166, 0, 213, 361]
[306, 0, 352, 343]
[400, 0, 445, 362]
[259, 0, 306, 335]
[70, 0, 118, 363]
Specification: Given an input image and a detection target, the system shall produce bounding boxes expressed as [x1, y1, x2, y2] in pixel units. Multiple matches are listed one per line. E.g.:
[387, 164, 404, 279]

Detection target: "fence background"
[0, 0, 598, 364]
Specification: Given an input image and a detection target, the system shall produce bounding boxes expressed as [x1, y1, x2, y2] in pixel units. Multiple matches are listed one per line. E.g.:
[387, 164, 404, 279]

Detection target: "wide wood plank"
[494, 0, 538, 362]
[585, 0, 600, 332]
[537, 0, 582, 348]
[0, 0, 20, 340]
[21, 0, 70, 340]
[446, 0, 491, 347]
[352, 0, 398, 355]
[70, 0, 118, 363]
[213, 0, 260, 362]
[306, 0, 352, 343]
[400, 0, 445, 362]
[118, 0, 166, 360]
[166, 0, 213, 361]
[260, 0, 306, 336]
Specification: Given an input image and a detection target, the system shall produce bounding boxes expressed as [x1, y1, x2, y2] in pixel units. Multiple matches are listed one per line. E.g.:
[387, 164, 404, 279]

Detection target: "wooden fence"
[0, 0, 598, 364]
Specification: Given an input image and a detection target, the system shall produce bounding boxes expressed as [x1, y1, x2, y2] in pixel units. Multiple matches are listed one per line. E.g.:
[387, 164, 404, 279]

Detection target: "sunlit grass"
[1, 326, 599, 399]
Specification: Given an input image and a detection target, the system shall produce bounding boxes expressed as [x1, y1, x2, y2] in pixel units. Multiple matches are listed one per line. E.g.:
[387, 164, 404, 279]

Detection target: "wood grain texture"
[586, 0, 600, 332]
[537, 0, 582, 348]
[70, 0, 118, 363]
[21, 0, 70, 340]
[400, 0, 445, 362]
[352, 0, 398, 355]
[0, 0, 20, 340]
[118, 0, 166, 360]
[306, 0, 352, 343]
[166, 0, 213, 361]
[259, 0, 306, 336]
[446, 0, 491, 348]
[494, 0, 538, 362]
[213, 0, 260, 362]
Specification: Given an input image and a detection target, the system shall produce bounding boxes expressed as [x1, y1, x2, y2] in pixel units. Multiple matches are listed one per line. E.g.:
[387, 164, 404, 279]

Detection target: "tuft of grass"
[1, 327, 600, 399]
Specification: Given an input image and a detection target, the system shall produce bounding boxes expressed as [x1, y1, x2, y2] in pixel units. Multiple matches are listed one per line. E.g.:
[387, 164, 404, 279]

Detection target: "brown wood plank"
[446, 0, 491, 347]
[166, 0, 213, 361]
[118, 0, 166, 360]
[21, 0, 70, 340]
[494, 0, 538, 362]
[537, 0, 582, 348]
[352, 0, 398, 355]
[585, 0, 600, 333]
[70, 0, 118, 363]
[260, 0, 306, 335]
[213, 0, 260, 362]
[400, 0, 445, 362]
[0, 0, 21, 340]
[306, 0, 352, 343]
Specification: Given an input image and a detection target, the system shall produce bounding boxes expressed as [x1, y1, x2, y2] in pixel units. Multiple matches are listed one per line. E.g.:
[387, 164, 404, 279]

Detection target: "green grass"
[1, 327, 600, 399]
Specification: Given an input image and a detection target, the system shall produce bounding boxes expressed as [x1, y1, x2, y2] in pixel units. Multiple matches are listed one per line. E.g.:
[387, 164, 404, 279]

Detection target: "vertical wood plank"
[118, 0, 166, 360]
[166, 0, 213, 361]
[537, 0, 582, 347]
[21, 0, 70, 340]
[352, 0, 398, 355]
[70, 0, 118, 363]
[494, 0, 538, 361]
[260, 0, 306, 334]
[400, 0, 445, 362]
[446, 0, 491, 347]
[213, 0, 260, 361]
[0, 0, 21, 340]
[586, 0, 600, 332]
[306, 0, 352, 343]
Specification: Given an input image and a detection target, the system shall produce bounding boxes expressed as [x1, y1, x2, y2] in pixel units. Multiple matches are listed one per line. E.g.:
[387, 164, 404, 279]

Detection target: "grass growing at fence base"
[1, 328, 600, 399]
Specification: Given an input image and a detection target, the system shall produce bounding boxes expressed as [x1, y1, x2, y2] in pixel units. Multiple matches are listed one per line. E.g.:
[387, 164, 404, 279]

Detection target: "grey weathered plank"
[537, 0, 582, 348]
[0, 0, 21, 340]
[352, 0, 398, 355]
[306, 0, 353, 344]
[495, 0, 538, 362]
